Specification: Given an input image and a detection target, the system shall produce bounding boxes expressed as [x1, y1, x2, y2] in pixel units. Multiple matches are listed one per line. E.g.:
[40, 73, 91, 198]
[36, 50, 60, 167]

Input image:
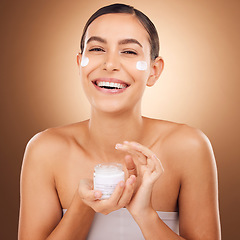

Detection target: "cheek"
[123, 59, 149, 74]
[123, 60, 150, 82]
[79, 55, 101, 78]
[80, 56, 89, 67]
[136, 61, 148, 71]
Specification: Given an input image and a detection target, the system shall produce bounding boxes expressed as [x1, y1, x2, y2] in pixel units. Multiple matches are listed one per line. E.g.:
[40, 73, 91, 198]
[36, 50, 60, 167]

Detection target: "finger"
[119, 141, 152, 159]
[147, 157, 155, 172]
[117, 175, 136, 207]
[125, 155, 137, 177]
[148, 155, 164, 183]
[125, 141, 155, 159]
[152, 154, 164, 174]
[107, 181, 125, 204]
[120, 142, 164, 179]
[116, 143, 147, 164]
[115, 143, 139, 156]
[79, 179, 102, 201]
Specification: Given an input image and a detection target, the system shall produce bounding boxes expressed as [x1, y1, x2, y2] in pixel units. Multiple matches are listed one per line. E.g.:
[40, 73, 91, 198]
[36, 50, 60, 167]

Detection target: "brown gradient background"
[0, 0, 239, 239]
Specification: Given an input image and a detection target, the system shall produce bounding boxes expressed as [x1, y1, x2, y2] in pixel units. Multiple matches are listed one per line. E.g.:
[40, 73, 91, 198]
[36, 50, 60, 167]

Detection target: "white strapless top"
[62, 208, 179, 239]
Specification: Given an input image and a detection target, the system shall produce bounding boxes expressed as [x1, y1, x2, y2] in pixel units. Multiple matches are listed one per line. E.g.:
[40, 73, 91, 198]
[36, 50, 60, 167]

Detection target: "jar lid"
[94, 163, 123, 175]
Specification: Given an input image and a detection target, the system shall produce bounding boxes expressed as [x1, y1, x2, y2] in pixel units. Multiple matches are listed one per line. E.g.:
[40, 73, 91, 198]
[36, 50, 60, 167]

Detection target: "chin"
[91, 100, 126, 114]
[95, 105, 126, 114]
[92, 100, 140, 117]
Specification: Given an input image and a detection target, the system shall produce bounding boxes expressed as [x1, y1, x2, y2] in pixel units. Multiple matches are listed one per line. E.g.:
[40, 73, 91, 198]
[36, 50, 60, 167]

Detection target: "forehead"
[85, 13, 150, 46]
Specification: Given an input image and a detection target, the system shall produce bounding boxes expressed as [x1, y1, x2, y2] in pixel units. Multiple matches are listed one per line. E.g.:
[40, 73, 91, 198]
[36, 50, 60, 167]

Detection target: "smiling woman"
[18, 3, 221, 240]
[77, 11, 162, 114]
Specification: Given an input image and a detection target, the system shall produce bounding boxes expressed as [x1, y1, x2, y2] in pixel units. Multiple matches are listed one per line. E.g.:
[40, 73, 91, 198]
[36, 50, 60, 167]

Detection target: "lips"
[92, 78, 130, 94]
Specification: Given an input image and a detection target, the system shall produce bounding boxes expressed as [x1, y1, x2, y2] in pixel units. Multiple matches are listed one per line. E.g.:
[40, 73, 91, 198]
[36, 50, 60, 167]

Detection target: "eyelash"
[88, 48, 137, 55]
[122, 50, 137, 55]
[89, 47, 105, 52]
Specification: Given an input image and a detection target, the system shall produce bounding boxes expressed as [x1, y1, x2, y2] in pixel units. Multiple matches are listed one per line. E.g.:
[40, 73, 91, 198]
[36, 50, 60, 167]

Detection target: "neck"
[87, 108, 144, 162]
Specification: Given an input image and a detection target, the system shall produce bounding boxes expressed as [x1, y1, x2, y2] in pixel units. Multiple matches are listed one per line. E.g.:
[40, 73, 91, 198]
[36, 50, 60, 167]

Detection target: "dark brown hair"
[80, 3, 159, 60]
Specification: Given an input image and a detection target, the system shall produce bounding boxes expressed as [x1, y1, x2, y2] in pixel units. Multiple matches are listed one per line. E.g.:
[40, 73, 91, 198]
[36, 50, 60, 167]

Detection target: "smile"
[96, 81, 127, 89]
[92, 78, 130, 94]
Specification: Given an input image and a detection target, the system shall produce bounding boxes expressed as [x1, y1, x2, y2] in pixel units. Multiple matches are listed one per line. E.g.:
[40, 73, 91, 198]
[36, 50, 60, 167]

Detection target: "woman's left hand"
[115, 141, 164, 217]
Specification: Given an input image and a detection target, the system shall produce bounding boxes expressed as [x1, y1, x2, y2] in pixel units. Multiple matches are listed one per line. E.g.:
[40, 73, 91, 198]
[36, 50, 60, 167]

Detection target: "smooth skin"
[18, 13, 221, 240]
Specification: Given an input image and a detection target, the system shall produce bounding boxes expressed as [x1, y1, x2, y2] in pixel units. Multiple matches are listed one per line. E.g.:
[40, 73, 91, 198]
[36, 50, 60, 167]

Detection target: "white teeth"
[96, 81, 127, 89]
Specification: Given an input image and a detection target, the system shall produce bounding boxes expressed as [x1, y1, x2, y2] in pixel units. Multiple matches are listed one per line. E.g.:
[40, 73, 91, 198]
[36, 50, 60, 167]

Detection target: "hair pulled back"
[80, 3, 159, 60]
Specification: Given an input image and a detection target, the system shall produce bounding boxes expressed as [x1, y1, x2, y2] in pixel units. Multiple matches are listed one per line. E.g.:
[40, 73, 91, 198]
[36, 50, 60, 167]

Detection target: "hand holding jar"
[78, 168, 136, 215]
[78, 141, 163, 216]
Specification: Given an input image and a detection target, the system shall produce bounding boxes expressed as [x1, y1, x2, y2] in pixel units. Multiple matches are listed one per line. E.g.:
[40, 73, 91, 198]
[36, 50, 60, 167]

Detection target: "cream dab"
[81, 56, 89, 67]
[136, 61, 147, 71]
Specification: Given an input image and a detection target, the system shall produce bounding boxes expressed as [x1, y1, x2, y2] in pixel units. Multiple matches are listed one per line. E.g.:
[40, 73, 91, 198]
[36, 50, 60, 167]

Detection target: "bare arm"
[18, 132, 94, 240]
[116, 128, 221, 240]
[116, 141, 185, 239]
[18, 131, 137, 240]
[46, 192, 95, 240]
[177, 129, 221, 239]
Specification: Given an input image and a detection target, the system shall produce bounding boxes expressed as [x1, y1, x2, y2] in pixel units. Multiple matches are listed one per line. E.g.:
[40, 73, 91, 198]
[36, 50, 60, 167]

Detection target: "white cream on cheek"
[136, 61, 148, 71]
[80, 56, 147, 70]
[81, 56, 89, 67]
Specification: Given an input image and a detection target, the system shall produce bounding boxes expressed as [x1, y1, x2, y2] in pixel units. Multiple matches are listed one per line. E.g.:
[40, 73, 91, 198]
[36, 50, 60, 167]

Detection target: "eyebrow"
[86, 36, 107, 44]
[86, 36, 142, 48]
[119, 38, 143, 48]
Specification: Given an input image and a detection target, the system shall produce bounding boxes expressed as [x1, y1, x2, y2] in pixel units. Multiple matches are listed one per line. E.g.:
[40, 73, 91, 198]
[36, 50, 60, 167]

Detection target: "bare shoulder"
[157, 124, 220, 239]
[165, 123, 215, 163]
[26, 127, 70, 154]
[148, 118, 213, 154]
[166, 122, 212, 149]
[146, 118, 215, 167]
[154, 120, 218, 182]
[24, 129, 68, 166]
[23, 121, 89, 167]
[19, 122, 89, 239]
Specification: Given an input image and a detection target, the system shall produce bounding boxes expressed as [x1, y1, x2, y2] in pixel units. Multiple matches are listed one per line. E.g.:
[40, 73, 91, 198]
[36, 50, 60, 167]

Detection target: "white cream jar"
[94, 163, 125, 200]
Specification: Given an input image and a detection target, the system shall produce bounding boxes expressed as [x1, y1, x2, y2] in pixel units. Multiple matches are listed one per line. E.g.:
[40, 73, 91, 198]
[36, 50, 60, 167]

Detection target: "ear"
[77, 52, 82, 67]
[147, 57, 164, 87]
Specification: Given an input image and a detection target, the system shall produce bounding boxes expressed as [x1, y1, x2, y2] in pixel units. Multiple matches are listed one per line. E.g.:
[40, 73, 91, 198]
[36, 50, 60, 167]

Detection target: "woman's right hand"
[78, 175, 136, 215]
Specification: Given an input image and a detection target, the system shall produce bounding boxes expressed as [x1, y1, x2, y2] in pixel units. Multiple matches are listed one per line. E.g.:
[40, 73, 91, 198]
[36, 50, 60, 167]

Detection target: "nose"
[103, 51, 120, 72]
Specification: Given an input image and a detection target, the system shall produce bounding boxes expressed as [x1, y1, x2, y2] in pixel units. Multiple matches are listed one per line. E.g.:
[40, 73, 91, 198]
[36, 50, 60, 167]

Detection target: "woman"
[18, 3, 221, 240]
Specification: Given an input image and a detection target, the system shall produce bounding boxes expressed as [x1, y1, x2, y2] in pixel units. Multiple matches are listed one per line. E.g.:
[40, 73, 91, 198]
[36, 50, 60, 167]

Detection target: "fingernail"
[130, 175, 136, 180]
[126, 179, 133, 185]
[120, 181, 125, 187]
[123, 141, 129, 144]
[115, 143, 123, 149]
[94, 191, 101, 199]
[131, 142, 140, 147]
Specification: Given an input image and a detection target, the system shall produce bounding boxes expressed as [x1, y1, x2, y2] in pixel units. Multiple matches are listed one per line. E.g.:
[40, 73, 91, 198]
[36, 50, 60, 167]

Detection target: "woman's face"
[78, 13, 157, 114]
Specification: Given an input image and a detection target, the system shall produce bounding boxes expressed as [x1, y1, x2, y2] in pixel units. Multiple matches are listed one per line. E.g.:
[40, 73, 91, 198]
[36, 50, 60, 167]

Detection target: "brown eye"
[89, 48, 105, 52]
[122, 50, 137, 55]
